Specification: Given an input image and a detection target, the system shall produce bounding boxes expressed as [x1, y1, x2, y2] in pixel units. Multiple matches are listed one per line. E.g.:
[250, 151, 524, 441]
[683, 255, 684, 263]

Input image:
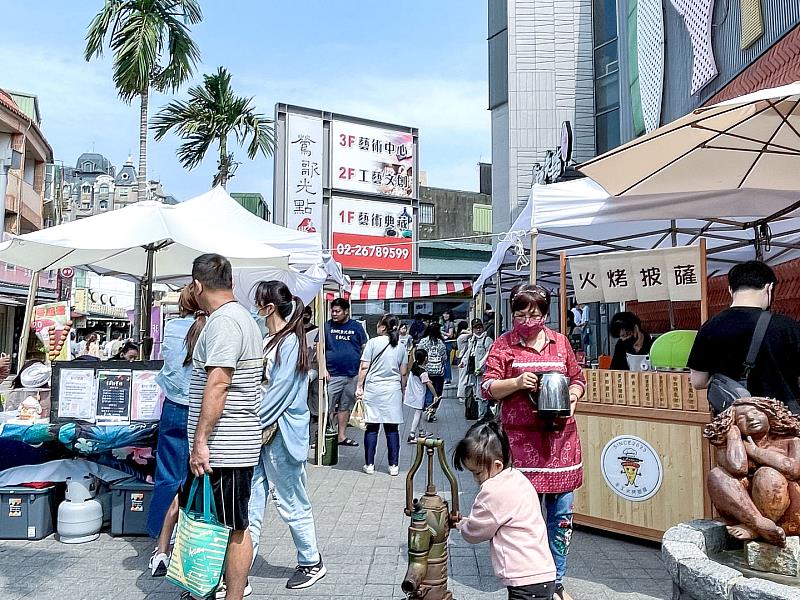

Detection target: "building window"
[99, 200, 108, 210]
[593, 0, 621, 155]
[473, 204, 492, 234]
[419, 203, 435, 224]
[121, 172, 129, 181]
[488, 0, 508, 110]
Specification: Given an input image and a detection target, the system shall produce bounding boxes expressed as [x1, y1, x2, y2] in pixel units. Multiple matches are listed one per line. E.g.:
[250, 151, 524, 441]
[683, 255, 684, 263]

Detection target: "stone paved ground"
[0, 383, 673, 600]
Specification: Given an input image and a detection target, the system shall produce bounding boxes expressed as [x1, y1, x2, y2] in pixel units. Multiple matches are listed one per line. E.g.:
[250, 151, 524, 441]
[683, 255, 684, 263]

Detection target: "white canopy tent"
[0, 187, 337, 351]
[474, 178, 800, 293]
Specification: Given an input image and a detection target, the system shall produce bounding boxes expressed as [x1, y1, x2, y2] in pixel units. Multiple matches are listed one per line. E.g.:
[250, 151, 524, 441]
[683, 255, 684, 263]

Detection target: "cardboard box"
[612, 371, 627, 405]
[626, 372, 640, 407]
[669, 373, 684, 410]
[639, 372, 654, 408]
[601, 370, 614, 404]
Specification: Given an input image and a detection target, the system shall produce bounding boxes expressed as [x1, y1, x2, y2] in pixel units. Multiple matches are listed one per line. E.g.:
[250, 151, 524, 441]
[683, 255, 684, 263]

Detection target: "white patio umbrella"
[579, 81, 800, 200]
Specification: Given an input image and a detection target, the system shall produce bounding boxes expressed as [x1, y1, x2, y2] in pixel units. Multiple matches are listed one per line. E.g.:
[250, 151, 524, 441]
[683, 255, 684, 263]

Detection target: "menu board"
[95, 370, 132, 425]
[58, 369, 97, 421]
[131, 371, 165, 421]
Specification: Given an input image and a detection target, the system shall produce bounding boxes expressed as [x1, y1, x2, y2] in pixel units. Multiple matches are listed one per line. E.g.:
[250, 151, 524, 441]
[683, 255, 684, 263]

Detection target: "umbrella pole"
[495, 270, 502, 339]
[140, 246, 155, 354]
[529, 229, 538, 285]
[560, 251, 567, 335]
[17, 272, 40, 373]
[316, 290, 327, 467]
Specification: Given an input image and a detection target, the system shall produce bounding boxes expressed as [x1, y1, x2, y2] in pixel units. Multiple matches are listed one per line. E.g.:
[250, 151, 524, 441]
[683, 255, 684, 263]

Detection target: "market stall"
[0, 186, 336, 539]
[473, 83, 800, 540]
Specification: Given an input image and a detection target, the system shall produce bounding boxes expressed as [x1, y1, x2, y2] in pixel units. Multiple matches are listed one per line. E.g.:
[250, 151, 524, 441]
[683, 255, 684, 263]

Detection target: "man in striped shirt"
[184, 253, 263, 600]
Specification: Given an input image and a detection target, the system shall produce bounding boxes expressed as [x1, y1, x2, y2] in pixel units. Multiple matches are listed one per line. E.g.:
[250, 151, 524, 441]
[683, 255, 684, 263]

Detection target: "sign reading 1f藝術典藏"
[329, 121, 416, 199]
[331, 197, 413, 272]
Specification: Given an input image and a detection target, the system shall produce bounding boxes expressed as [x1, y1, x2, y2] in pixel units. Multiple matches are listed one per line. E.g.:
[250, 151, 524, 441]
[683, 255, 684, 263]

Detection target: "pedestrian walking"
[404, 349, 440, 444]
[454, 420, 556, 600]
[455, 321, 471, 404]
[481, 284, 585, 600]
[399, 322, 413, 352]
[417, 322, 448, 421]
[248, 281, 327, 590]
[441, 310, 456, 384]
[147, 286, 205, 577]
[85, 332, 102, 358]
[464, 318, 493, 418]
[324, 298, 368, 447]
[182, 254, 263, 600]
[356, 314, 408, 476]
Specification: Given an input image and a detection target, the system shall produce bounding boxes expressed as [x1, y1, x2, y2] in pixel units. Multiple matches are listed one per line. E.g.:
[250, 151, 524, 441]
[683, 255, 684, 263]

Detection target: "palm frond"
[84, 0, 123, 60]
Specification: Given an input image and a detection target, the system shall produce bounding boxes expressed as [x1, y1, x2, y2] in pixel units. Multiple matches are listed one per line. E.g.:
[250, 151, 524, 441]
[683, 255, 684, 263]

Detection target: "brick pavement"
[0, 383, 673, 600]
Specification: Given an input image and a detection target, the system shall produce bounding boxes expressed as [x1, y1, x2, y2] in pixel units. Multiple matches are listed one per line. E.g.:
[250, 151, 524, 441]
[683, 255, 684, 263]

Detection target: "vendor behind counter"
[608, 312, 653, 370]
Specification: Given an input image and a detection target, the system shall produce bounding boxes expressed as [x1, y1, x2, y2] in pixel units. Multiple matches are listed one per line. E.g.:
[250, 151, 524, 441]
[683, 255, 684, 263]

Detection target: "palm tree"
[151, 66, 275, 187]
[85, 0, 202, 201]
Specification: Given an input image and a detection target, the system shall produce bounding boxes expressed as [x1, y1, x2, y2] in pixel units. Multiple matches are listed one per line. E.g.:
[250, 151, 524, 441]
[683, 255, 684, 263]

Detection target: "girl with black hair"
[403, 349, 441, 444]
[454, 421, 556, 600]
[247, 280, 327, 590]
[418, 322, 448, 420]
[355, 314, 409, 475]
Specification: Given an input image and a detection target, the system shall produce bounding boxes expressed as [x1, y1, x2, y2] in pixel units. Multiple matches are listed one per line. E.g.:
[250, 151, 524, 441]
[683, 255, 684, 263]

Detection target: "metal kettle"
[532, 371, 571, 418]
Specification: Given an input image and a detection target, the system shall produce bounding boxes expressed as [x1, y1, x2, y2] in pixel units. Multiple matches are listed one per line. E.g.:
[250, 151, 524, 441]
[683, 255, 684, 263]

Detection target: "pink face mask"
[513, 317, 546, 339]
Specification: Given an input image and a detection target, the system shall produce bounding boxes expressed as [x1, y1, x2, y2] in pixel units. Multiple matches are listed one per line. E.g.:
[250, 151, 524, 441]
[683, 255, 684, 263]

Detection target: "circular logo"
[59, 267, 75, 279]
[600, 435, 663, 502]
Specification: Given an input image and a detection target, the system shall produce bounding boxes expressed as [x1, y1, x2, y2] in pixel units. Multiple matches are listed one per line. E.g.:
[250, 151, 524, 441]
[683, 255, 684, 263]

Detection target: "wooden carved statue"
[704, 397, 800, 547]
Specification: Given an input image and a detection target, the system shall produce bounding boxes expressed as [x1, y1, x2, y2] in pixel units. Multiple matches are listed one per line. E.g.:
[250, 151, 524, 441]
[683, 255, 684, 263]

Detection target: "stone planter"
[662, 520, 800, 600]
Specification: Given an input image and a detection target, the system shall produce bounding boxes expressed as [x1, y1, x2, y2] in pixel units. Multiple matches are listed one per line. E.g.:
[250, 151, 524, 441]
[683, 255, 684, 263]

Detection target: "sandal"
[338, 437, 359, 447]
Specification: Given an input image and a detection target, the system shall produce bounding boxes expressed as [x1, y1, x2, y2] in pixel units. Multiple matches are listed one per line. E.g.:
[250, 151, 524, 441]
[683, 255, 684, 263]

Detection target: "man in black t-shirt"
[688, 261, 800, 409]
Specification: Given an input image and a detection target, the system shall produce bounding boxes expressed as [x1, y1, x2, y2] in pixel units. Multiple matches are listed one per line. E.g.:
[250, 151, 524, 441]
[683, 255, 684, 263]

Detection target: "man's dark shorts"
[181, 466, 254, 531]
[327, 375, 357, 412]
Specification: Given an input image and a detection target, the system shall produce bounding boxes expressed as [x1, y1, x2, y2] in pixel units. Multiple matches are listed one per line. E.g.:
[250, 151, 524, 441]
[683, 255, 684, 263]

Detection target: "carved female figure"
[704, 398, 800, 547]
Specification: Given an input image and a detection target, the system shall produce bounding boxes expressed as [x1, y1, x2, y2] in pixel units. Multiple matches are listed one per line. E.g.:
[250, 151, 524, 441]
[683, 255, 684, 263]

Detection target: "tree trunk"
[138, 89, 149, 201]
[217, 136, 228, 188]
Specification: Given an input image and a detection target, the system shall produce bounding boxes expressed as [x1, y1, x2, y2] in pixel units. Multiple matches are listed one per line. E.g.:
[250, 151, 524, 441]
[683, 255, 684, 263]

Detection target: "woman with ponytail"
[355, 314, 409, 476]
[247, 280, 327, 590]
[148, 286, 206, 577]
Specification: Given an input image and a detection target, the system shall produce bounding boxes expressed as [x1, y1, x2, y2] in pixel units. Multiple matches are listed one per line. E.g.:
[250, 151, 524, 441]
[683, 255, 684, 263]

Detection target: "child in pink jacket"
[454, 420, 556, 600]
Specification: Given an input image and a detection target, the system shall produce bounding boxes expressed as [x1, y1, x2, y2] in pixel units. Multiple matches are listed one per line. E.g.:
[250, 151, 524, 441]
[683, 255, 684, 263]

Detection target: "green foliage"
[85, 0, 202, 102]
[151, 67, 275, 185]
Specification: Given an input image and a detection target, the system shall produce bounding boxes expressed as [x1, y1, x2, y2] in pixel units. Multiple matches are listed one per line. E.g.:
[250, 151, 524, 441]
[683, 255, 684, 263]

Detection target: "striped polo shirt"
[187, 300, 263, 468]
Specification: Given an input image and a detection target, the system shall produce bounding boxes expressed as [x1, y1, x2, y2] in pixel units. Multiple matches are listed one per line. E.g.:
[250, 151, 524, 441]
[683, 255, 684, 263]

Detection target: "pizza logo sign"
[600, 435, 663, 502]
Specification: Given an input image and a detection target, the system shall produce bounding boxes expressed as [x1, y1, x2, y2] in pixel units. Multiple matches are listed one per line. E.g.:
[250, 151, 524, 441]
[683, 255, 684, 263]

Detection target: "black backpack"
[706, 311, 770, 415]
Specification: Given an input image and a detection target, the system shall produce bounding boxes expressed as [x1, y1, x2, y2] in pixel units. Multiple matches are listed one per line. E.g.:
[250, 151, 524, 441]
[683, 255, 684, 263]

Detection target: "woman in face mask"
[480, 284, 585, 600]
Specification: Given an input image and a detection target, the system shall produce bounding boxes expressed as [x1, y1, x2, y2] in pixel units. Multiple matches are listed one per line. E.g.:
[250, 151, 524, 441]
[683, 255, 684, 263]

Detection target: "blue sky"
[2, 1, 490, 207]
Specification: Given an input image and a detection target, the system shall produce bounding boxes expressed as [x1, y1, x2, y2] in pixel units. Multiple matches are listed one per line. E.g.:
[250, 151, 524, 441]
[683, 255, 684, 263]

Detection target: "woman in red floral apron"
[482, 284, 585, 600]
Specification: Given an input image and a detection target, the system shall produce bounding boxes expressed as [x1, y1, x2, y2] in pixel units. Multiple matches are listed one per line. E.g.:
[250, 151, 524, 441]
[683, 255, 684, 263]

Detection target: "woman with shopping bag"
[355, 314, 409, 476]
[247, 280, 327, 590]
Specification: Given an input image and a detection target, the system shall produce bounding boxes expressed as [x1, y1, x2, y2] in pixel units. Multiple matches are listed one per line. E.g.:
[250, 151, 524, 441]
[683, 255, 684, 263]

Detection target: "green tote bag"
[166, 475, 231, 598]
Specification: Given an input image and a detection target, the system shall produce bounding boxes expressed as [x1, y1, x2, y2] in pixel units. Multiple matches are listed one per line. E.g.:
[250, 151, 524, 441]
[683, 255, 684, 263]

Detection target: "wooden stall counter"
[574, 368, 713, 542]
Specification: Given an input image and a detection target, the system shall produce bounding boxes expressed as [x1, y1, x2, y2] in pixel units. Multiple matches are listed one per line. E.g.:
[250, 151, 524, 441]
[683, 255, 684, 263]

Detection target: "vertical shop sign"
[285, 114, 323, 233]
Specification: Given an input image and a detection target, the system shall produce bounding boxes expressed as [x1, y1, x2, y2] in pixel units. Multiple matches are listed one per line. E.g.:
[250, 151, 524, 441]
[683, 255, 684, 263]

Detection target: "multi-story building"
[59, 154, 177, 222]
[230, 192, 271, 221]
[488, 0, 596, 236]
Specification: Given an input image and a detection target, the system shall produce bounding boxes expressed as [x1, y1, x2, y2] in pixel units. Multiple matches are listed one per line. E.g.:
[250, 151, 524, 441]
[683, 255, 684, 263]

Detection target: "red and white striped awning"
[329, 279, 473, 301]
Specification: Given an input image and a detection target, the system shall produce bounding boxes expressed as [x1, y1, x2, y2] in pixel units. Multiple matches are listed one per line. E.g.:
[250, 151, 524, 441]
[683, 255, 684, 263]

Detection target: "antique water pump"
[403, 437, 461, 600]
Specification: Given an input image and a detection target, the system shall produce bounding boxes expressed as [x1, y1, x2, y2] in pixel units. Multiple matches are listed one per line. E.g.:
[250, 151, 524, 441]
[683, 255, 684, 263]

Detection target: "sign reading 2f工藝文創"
[285, 114, 323, 234]
[569, 245, 702, 305]
[331, 197, 414, 272]
[330, 121, 416, 199]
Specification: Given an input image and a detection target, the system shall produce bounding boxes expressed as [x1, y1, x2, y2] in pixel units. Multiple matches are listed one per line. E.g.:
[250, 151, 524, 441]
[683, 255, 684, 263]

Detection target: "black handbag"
[464, 386, 479, 420]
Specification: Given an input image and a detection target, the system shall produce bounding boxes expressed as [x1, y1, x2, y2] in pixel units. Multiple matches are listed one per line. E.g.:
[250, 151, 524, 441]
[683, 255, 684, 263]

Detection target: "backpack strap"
[742, 311, 772, 382]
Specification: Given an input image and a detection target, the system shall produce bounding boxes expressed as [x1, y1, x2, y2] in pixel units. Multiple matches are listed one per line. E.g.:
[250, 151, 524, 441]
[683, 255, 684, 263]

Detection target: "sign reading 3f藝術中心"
[569, 245, 702, 304]
[331, 196, 414, 272]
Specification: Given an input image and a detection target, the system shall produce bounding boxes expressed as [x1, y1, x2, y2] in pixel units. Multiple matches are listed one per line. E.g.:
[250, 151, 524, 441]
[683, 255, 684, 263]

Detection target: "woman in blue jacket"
[248, 281, 326, 590]
[147, 286, 206, 576]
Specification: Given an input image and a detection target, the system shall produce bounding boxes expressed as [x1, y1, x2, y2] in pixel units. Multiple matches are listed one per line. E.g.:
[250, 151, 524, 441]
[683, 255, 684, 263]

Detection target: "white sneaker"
[148, 548, 169, 577]
[362, 464, 375, 474]
[389, 465, 399, 476]
[214, 579, 252, 599]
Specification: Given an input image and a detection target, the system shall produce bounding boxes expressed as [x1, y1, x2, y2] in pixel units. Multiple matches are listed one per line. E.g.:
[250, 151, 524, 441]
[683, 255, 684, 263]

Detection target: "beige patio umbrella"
[578, 81, 800, 198]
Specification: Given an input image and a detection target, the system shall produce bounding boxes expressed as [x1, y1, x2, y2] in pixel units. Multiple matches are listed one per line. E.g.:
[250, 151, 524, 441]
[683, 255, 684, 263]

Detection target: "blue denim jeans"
[248, 430, 321, 566]
[147, 399, 188, 539]
[364, 422, 400, 466]
[540, 491, 574, 584]
[443, 341, 454, 382]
